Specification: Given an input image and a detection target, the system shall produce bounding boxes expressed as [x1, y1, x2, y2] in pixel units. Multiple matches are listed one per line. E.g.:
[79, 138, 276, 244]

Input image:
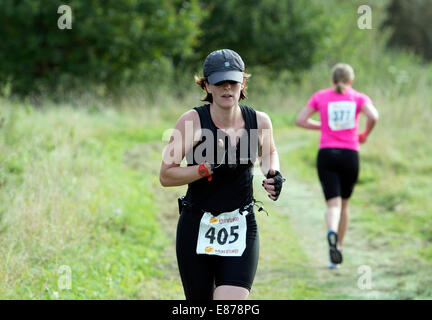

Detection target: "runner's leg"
[326, 197, 343, 265]
[338, 149, 358, 250]
[325, 196, 341, 232]
[213, 285, 249, 300]
[214, 211, 259, 299]
[337, 198, 350, 250]
[176, 210, 215, 300]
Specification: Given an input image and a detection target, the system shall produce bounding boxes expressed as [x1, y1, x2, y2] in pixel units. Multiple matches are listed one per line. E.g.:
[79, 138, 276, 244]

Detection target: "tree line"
[0, 0, 429, 97]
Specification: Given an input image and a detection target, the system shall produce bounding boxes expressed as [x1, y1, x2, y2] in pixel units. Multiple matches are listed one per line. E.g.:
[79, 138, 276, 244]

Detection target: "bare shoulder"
[178, 108, 199, 123]
[255, 110, 273, 130]
[175, 109, 200, 131]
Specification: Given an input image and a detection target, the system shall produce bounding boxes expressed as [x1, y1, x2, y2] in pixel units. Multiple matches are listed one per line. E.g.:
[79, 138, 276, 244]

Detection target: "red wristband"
[198, 163, 212, 181]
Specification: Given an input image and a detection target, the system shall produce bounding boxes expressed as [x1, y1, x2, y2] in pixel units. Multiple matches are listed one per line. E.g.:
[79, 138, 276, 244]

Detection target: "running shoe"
[327, 230, 343, 264]
[328, 260, 340, 269]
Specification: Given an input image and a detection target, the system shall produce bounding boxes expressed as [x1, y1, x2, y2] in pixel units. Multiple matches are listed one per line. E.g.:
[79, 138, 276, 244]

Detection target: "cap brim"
[208, 71, 243, 85]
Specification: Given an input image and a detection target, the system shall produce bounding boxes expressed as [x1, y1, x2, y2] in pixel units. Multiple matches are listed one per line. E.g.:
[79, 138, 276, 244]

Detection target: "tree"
[0, 0, 204, 96]
[196, 0, 331, 73]
[382, 0, 432, 60]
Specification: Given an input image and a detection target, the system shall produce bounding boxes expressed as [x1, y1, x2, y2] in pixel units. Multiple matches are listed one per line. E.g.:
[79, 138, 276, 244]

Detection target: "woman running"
[160, 49, 285, 299]
[295, 63, 379, 268]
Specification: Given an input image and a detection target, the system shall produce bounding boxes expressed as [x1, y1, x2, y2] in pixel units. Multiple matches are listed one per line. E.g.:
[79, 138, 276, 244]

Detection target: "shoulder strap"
[239, 105, 259, 163]
[239, 105, 258, 130]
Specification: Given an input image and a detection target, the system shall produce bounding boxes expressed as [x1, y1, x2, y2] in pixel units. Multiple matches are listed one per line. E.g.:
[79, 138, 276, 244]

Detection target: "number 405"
[205, 226, 239, 245]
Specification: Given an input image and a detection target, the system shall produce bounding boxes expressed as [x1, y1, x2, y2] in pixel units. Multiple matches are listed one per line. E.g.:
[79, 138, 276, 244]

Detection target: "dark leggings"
[176, 207, 259, 300]
[317, 148, 359, 200]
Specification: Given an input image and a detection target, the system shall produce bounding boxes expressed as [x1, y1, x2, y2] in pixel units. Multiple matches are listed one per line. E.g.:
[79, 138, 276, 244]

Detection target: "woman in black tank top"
[160, 49, 285, 300]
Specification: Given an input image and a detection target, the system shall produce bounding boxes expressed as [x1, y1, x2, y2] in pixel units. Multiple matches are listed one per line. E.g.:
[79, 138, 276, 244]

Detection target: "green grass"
[252, 178, 326, 299]
[0, 104, 170, 299]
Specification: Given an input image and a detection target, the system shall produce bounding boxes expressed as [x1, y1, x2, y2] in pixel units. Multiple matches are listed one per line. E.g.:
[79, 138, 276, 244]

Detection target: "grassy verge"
[0, 103, 170, 299]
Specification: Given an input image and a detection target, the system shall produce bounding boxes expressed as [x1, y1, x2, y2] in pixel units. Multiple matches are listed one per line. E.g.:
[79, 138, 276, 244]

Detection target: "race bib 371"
[328, 101, 356, 131]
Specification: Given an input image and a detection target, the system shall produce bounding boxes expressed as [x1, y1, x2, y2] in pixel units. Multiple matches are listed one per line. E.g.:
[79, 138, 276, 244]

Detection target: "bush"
[0, 0, 204, 96]
[195, 0, 332, 73]
[382, 0, 432, 60]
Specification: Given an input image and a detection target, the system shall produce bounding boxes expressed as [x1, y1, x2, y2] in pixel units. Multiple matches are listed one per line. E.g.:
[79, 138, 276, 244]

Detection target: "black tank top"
[185, 104, 258, 215]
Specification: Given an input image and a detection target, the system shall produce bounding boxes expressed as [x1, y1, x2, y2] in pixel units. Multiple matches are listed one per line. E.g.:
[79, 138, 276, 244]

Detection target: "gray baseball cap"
[203, 49, 245, 85]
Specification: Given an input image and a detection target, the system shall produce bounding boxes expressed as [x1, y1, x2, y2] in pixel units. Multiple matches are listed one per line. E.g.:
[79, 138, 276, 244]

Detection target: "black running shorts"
[316, 148, 359, 200]
[176, 206, 259, 300]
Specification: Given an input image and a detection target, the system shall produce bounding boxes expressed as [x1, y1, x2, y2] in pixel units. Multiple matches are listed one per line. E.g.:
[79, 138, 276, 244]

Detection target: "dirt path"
[268, 170, 389, 299]
[269, 168, 430, 299]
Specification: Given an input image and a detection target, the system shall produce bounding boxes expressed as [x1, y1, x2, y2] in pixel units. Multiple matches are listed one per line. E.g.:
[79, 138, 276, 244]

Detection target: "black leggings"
[317, 148, 359, 200]
[176, 206, 259, 300]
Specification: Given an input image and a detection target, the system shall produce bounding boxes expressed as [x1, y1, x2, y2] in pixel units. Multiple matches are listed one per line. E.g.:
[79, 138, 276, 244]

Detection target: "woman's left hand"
[262, 169, 285, 201]
[358, 131, 367, 144]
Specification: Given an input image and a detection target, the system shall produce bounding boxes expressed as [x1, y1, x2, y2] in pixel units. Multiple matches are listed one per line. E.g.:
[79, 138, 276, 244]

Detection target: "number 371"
[205, 226, 239, 245]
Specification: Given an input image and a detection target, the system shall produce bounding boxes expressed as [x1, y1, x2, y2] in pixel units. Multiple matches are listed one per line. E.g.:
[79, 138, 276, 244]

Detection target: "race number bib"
[196, 209, 247, 257]
[328, 101, 356, 131]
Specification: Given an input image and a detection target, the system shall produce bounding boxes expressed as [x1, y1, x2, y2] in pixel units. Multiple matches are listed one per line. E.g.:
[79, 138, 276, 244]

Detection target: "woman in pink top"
[296, 63, 379, 268]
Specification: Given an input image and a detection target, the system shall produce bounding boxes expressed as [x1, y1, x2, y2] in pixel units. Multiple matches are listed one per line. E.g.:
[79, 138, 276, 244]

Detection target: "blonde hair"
[331, 63, 355, 94]
[194, 72, 251, 103]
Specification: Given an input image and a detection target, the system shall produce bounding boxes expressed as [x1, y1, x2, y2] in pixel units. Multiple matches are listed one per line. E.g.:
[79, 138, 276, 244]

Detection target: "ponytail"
[331, 63, 355, 94]
[335, 81, 347, 94]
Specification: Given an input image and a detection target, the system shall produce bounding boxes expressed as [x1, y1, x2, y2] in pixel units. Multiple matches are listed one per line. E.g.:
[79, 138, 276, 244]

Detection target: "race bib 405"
[196, 209, 247, 257]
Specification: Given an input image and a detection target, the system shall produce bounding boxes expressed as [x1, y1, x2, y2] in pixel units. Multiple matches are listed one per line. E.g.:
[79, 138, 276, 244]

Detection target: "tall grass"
[0, 103, 169, 298]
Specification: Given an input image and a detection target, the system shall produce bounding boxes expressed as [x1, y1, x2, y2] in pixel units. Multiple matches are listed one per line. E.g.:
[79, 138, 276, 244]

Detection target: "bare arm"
[257, 111, 279, 175]
[296, 106, 321, 130]
[257, 111, 282, 201]
[361, 103, 379, 135]
[159, 110, 210, 187]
